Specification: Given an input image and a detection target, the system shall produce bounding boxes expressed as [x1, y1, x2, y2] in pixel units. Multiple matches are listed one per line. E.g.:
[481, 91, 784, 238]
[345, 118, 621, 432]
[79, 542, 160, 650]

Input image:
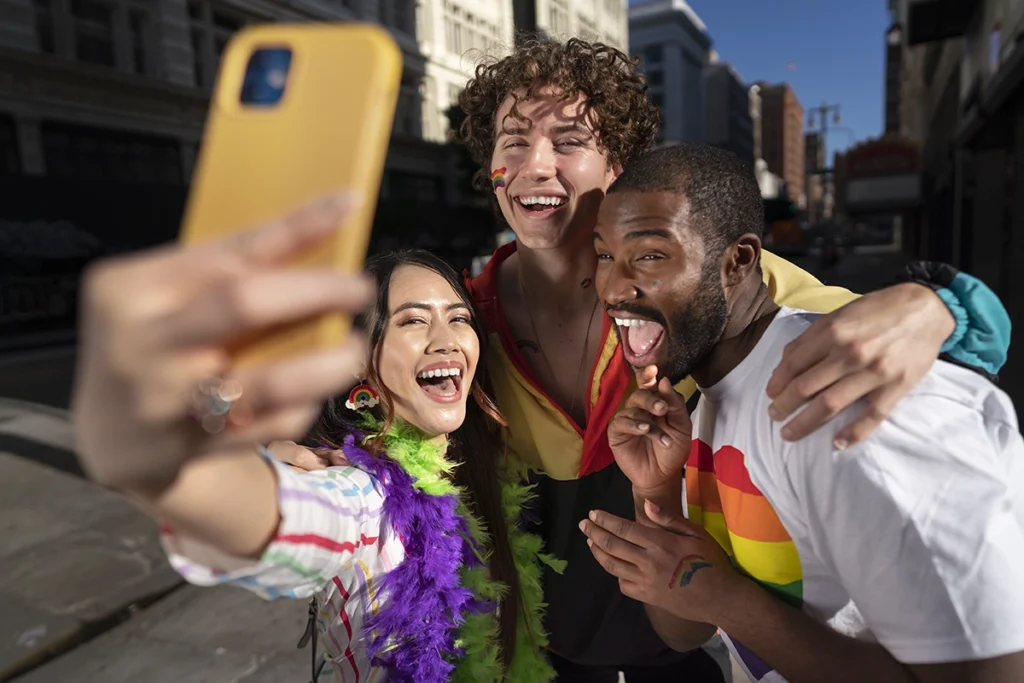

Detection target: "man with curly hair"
[457, 38, 993, 681]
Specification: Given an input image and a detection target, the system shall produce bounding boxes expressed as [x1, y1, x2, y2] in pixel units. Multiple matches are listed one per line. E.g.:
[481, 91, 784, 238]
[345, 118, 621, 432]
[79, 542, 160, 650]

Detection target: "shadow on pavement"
[0, 434, 83, 478]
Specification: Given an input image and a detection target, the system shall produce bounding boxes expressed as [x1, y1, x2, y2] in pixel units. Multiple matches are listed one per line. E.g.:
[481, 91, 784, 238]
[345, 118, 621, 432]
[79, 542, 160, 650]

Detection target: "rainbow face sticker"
[668, 554, 713, 589]
[491, 167, 506, 191]
[344, 384, 380, 411]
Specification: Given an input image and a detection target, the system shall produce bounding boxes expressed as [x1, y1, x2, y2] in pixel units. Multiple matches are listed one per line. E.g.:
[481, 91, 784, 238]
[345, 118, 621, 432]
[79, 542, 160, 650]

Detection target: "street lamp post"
[807, 102, 842, 225]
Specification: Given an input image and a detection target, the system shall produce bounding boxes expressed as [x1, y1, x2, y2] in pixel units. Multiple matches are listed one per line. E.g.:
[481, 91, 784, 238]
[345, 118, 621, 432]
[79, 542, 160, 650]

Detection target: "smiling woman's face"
[375, 264, 481, 438]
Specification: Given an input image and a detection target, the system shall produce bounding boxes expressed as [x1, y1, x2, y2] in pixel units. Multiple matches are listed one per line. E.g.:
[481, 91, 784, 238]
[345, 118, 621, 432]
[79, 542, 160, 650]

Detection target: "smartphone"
[179, 23, 401, 365]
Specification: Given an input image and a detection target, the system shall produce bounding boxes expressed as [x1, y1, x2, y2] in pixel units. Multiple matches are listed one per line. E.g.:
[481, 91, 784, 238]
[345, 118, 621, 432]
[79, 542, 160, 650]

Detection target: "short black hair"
[608, 144, 764, 258]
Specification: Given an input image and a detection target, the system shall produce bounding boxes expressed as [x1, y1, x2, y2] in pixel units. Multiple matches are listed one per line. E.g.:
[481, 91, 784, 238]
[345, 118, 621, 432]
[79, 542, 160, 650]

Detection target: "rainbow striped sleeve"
[685, 439, 803, 608]
[161, 455, 387, 601]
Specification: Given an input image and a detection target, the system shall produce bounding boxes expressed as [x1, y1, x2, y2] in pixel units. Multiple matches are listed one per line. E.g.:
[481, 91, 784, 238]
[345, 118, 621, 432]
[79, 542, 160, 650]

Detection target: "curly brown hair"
[456, 37, 661, 192]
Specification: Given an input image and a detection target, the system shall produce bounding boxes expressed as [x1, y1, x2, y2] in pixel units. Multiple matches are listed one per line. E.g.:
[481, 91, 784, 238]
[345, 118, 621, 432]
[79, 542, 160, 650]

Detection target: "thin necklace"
[518, 271, 600, 420]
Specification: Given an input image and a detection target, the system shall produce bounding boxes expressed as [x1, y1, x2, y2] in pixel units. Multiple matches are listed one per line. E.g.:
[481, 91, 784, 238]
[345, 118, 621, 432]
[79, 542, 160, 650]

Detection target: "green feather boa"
[365, 416, 566, 682]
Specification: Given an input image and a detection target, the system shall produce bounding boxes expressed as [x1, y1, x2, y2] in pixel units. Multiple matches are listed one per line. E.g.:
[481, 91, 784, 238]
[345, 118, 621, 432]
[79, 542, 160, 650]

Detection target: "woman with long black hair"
[72, 196, 561, 682]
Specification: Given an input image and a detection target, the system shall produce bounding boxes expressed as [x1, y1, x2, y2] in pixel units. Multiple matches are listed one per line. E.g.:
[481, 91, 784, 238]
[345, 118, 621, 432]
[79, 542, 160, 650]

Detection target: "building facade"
[514, 0, 628, 50]
[757, 82, 805, 207]
[628, 0, 710, 145]
[704, 56, 754, 167]
[0, 0, 517, 186]
[891, 0, 1024, 409]
[6, 0, 643, 343]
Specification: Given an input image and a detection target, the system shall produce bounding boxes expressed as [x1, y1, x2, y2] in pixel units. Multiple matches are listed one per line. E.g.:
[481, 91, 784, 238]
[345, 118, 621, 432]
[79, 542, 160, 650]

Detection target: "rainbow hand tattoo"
[668, 554, 712, 589]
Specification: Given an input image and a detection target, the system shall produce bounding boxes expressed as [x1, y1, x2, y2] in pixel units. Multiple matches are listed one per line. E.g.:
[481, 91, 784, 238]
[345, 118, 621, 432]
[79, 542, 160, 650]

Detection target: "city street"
[0, 346, 76, 410]
[0, 248, 908, 681]
[0, 0, 1019, 678]
[789, 248, 912, 294]
[0, 249, 910, 412]
[0, 397, 312, 683]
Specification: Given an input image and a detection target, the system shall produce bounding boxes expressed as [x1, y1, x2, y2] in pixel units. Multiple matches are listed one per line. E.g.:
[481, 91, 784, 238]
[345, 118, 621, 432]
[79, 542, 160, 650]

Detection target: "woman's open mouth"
[614, 317, 666, 367]
[415, 363, 464, 404]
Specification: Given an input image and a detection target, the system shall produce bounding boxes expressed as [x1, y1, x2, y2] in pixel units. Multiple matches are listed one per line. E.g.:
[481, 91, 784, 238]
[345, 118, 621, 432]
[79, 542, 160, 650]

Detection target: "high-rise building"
[757, 82, 805, 208]
[0, 0, 520, 187]
[704, 55, 754, 167]
[628, 0, 711, 145]
[512, 0, 628, 51]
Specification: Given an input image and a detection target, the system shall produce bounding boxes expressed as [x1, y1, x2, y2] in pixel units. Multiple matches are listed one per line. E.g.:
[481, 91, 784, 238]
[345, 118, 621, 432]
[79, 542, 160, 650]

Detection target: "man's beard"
[660, 263, 729, 385]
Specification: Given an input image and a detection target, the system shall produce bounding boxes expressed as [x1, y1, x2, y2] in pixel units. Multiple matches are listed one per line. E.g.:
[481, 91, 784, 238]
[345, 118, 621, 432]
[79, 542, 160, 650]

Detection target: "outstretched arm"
[158, 450, 386, 599]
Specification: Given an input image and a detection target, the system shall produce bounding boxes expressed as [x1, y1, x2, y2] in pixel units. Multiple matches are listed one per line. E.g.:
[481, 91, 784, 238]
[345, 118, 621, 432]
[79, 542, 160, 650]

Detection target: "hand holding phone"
[74, 194, 373, 492]
[72, 24, 402, 490]
[180, 23, 402, 365]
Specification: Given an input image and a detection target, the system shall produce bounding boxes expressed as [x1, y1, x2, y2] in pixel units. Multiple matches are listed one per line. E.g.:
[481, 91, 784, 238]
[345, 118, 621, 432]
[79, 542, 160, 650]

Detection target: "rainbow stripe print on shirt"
[686, 439, 802, 681]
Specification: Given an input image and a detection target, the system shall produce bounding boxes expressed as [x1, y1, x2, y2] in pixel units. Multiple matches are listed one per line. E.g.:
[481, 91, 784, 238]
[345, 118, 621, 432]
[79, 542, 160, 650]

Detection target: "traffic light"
[763, 198, 798, 222]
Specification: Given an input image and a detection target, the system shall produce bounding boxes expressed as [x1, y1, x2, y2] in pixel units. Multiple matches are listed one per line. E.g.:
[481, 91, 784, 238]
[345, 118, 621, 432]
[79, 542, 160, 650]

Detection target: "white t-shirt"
[685, 306, 1024, 682]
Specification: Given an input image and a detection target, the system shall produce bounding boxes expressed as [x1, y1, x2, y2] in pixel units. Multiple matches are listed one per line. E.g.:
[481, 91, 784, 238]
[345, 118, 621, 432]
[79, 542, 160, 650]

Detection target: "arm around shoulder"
[760, 250, 859, 313]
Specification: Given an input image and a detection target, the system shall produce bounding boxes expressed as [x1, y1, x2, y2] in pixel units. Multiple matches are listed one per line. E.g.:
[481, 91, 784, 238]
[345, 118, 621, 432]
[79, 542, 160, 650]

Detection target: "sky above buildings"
[633, 0, 891, 163]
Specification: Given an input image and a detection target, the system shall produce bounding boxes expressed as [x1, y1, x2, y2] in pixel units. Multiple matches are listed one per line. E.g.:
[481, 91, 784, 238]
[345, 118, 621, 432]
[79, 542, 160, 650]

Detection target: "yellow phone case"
[180, 22, 401, 365]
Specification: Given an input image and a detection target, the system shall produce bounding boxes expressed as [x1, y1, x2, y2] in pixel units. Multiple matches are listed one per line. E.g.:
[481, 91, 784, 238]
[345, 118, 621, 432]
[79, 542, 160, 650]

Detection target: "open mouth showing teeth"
[614, 318, 666, 362]
[516, 196, 567, 212]
[416, 367, 463, 399]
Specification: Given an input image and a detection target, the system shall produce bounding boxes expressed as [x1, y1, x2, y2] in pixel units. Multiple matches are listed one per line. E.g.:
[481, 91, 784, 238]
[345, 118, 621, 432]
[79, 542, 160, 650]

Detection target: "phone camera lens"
[240, 48, 292, 107]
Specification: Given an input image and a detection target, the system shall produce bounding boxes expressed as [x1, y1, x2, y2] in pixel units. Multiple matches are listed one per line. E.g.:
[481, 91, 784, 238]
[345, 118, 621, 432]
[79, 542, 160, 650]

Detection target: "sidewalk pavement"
[0, 398, 743, 683]
[0, 398, 309, 683]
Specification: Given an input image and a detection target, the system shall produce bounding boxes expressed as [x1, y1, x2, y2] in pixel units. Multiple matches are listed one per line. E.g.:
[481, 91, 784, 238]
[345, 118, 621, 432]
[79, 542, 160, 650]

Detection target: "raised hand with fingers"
[608, 365, 692, 496]
[73, 192, 372, 494]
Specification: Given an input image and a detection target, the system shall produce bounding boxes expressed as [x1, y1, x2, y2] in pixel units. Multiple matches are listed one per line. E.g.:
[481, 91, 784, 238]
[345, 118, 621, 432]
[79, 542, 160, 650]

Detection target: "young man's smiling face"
[594, 189, 729, 383]
[490, 86, 620, 251]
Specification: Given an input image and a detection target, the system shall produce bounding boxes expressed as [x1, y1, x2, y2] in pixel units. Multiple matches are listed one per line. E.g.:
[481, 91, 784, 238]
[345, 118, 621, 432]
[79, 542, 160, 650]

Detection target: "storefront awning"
[845, 174, 922, 213]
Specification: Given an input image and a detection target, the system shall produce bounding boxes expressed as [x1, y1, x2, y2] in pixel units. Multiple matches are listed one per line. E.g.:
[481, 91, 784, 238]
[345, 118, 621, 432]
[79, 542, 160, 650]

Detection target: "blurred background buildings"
[1, 0, 1021, 405]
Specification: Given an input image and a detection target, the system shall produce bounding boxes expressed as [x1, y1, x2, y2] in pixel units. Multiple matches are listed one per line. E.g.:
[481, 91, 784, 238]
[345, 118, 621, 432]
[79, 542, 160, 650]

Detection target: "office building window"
[71, 0, 116, 67]
[41, 122, 183, 185]
[644, 45, 662, 64]
[549, 0, 570, 36]
[389, 171, 441, 202]
[190, 1, 248, 88]
[127, 8, 148, 74]
[0, 116, 19, 176]
[34, 0, 154, 74]
[34, 0, 55, 54]
[383, 0, 415, 36]
[646, 69, 663, 87]
[394, 71, 423, 137]
[577, 14, 598, 42]
[442, 2, 498, 57]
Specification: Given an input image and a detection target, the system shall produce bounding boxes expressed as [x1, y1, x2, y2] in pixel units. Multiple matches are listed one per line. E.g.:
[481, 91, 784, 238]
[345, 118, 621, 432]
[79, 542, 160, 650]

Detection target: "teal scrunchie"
[936, 272, 1011, 376]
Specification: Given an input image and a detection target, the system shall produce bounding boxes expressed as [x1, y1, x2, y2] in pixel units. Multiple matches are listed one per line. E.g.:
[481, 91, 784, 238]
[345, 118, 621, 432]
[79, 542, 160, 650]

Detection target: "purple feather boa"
[340, 431, 489, 682]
